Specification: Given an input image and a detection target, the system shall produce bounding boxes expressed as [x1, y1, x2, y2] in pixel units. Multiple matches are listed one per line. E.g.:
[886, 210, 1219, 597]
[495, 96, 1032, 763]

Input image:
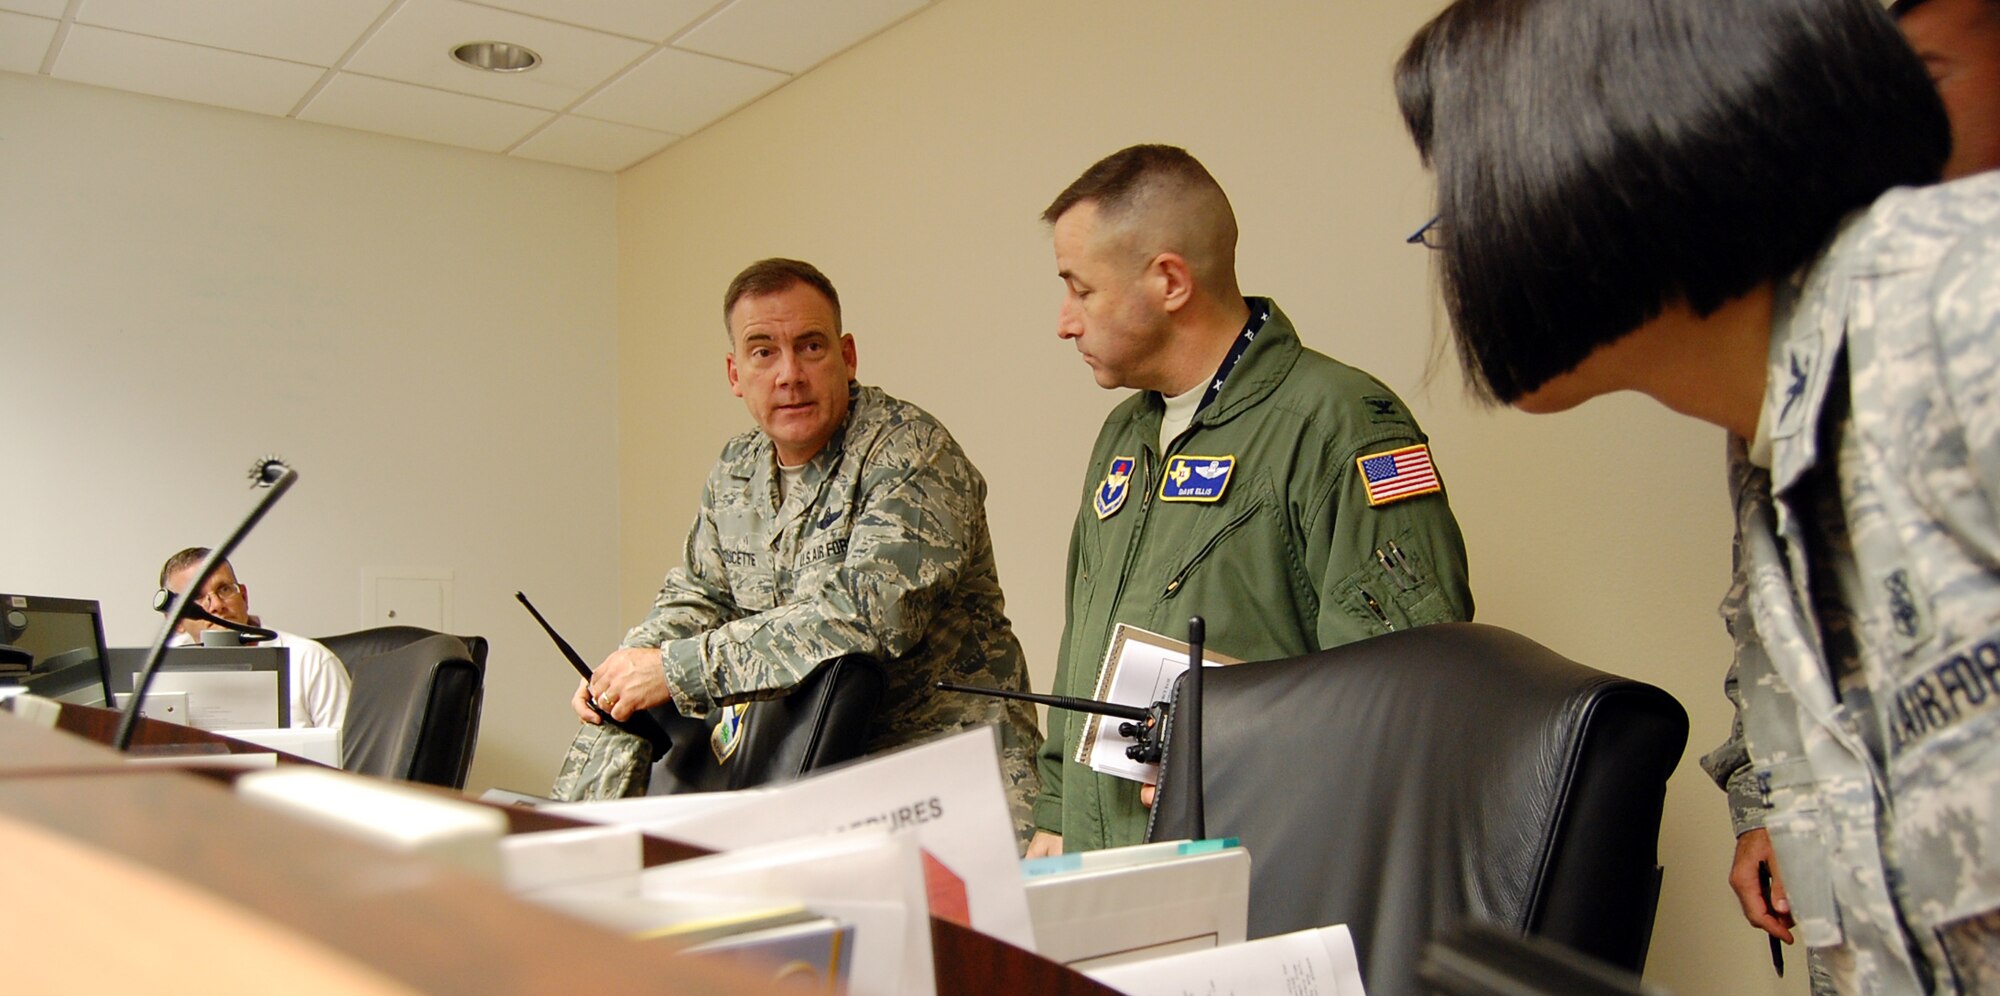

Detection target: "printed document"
[1077, 624, 1238, 784]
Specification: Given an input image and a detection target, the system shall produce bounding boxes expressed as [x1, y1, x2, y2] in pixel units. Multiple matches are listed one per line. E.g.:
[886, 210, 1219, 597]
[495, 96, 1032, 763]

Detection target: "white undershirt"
[1159, 379, 1206, 453]
[777, 459, 807, 504]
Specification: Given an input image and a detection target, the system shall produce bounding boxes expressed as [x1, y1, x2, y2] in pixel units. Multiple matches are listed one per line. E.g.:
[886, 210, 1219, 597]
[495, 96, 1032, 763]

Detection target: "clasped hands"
[570, 647, 672, 724]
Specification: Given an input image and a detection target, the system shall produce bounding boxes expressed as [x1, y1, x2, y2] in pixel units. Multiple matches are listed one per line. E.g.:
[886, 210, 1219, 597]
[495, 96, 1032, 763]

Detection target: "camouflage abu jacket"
[1699, 174, 2000, 992]
[626, 382, 1043, 840]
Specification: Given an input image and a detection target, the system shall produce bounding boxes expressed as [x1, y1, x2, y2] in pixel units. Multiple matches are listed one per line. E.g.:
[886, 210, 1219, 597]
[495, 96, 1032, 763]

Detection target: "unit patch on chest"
[1095, 456, 1135, 520]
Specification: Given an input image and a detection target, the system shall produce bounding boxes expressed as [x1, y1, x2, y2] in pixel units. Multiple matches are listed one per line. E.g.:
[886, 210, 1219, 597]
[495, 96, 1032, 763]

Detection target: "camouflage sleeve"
[1934, 216, 2000, 507]
[656, 422, 981, 715]
[1309, 432, 1475, 647]
[997, 702, 1044, 852]
[622, 472, 739, 651]
[1698, 658, 1767, 837]
[1698, 532, 1766, 837]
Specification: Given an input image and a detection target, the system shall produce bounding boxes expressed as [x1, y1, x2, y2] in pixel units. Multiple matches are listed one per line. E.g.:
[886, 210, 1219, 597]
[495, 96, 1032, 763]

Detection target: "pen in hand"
[1759, 860, 1785, 978]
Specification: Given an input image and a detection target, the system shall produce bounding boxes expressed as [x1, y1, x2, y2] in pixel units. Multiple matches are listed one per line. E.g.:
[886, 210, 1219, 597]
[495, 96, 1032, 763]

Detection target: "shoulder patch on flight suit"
[1094, 456, 1135, 520]
[1358, 444, 1441, 506]
[1159, 455, 1235, 502]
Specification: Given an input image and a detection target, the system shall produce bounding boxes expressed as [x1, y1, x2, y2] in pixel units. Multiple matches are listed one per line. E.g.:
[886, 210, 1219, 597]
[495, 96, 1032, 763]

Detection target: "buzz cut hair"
[1040, 144, 1226, 228]
[160, 546, 221, 589]
[722, 258, 842, 341]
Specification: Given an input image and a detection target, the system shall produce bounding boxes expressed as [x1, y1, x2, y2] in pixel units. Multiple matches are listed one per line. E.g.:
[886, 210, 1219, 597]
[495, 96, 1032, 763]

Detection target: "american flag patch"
[1357, 444, 1441, 506]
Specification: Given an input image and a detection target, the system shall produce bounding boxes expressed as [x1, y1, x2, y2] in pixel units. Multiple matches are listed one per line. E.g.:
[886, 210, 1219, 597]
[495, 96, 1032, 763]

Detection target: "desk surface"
[3, 705, 1119, 995]
[0, 763, 774, 993]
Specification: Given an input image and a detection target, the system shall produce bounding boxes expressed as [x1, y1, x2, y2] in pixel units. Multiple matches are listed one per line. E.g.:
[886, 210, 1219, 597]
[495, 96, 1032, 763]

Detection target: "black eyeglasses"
[1406, 215, 1446, 250]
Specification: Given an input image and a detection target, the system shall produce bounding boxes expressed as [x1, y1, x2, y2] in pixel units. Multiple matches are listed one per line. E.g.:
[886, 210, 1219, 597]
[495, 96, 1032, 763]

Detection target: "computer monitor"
[105, 645, 291, 729]
[1, 593, 113, 705]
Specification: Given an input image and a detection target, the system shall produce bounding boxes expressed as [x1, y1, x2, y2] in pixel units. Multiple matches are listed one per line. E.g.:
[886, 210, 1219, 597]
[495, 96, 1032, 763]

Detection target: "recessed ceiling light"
[451, 41, 541, 73]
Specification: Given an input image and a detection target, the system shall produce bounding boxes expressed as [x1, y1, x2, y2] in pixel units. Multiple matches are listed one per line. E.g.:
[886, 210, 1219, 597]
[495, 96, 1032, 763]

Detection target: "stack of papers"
[1087, 923, 1366, 996]
[1023, 839, 1250, 971]
[511, 726, 1034, 996]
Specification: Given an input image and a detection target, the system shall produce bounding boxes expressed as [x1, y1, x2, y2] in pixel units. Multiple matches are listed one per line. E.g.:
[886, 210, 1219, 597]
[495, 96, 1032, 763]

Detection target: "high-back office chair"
[1147, 622, 1688, 996]
[647, 654, 887, 794]
[319, 626, 487, 789]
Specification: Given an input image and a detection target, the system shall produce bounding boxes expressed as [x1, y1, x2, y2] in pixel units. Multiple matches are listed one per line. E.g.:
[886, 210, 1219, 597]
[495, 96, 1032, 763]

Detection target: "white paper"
[638, 826, 933, 996]
[500, 823, 643, 896]
[1086, 923, 1366, 996]
[236, 767, 507, 879]
[148, 671, 281, 730]
[549, 725, 1034, 952]
[1078, 624, 1239, 784]
[1026, 846, 1250, 970]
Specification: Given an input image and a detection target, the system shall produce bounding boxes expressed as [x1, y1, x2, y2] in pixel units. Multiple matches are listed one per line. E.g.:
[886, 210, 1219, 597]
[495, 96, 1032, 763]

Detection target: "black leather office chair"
[319, 626, 487, 789]
[646, 654, 886, 794]
[1147, 622, 1688, 996]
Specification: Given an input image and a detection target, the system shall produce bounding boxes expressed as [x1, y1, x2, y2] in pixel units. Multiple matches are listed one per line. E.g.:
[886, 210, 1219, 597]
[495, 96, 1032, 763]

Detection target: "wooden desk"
[6, 705, 1120, 995]
[0, 768, 771, 993]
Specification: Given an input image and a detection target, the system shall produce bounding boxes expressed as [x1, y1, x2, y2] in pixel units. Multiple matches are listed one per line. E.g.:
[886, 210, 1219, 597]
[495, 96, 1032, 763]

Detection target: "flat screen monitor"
[105, 645, 291, 730]
[1, 593, 113, 705]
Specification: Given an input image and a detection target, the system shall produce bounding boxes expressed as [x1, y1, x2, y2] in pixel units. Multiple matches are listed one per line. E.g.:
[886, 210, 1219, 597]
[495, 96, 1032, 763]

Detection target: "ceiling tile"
[0, 11, 56, 73]
[345, 0, 650, 112]
[298, 72, 551, 153]
[675, 0, 929, 74]
[576, 46, 785, 135]
[511, 114, 679, 172]
[472, 0, 715, 44]
[52, 25, 324, 117]
[0, 1, 66, 17]
[72, 0, 393, 67]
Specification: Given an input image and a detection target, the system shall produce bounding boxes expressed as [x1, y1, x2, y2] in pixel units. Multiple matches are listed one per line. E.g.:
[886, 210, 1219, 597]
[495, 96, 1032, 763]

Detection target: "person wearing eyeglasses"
[1709, 2, 2000, 989]
[158, 546, 352, 728]
[1027, 144, 1474, 857]
[1397, 0, 2000, 990]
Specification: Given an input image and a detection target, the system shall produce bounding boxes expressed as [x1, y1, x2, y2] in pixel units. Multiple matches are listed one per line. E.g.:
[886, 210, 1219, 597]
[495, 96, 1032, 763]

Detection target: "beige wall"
[616, 0, 1798, 992]
[1, 72, 621, 796]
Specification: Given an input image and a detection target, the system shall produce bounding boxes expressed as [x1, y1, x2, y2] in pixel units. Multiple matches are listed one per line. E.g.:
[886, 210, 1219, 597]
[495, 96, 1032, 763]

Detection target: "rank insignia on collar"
[1358, 444, 1441, 506]
[1159, 454, 1235, 503]
[710, 703, 748, 763]
[1094, 456, 1135, 520]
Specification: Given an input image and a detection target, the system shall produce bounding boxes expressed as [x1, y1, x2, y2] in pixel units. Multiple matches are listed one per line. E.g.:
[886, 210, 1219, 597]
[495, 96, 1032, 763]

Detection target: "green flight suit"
[1034, 299, 1474, 851]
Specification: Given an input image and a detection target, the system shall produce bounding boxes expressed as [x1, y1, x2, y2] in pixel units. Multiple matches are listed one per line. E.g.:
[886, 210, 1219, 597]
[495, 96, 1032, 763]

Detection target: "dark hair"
[722, 258, 842, 340]
[160, 546, 219, 588]
[1040, 144, 1225, 225]
[1396, 0, 1948, 402]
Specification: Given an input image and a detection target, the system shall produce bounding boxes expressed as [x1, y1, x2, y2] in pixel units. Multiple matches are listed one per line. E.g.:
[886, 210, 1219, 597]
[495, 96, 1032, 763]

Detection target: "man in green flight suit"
[1028, 145, 1475, 856]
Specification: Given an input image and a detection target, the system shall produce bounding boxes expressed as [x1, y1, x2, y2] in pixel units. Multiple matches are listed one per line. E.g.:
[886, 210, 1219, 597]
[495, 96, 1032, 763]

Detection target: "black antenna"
[1183, 615, 1206, 839]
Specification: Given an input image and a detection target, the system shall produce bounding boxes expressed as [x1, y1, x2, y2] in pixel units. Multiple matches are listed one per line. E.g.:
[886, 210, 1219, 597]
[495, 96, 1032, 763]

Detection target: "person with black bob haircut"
[1398, 0, 2000, 992]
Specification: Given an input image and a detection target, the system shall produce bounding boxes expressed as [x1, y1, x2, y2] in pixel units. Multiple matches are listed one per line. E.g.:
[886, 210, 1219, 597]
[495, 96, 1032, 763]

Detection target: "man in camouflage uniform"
[560, 258, 1042, 843]
[1696, 173, 2000, 992]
